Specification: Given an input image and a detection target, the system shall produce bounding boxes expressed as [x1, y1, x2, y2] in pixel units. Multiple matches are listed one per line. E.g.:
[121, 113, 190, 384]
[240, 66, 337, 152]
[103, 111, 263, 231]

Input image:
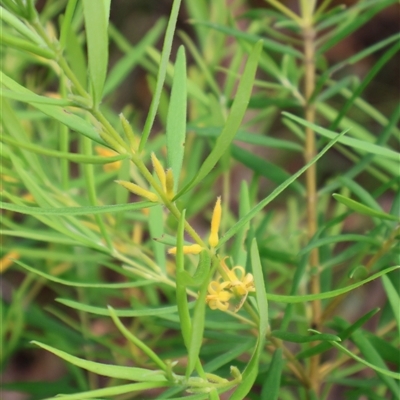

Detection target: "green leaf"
[218, 129, 349, 248]
[261, 348, 283, 400]
[203, 339, 255, 373]
[64, 18, 87, 88]
[1, 135, 128, 164]
[41, 382, 169, 400]
[153, 233, 192, 246]
[192, 20, 301, 57]
[108, 306, 167, 372]
[1, 72, 103, 144]
[317, 0, 397, 54]
[0, 229, 82, 246]
[299, 234, 380, 255]
[83, 0, 109, 106]
[327, 337, 400, 381]
[231, 181, 251, 266]
[327, 33, 400, 76]
[251, 239, 269, 336]
[271, 330, 341, 343]
[149, 205, 167, 272]
[333, 194, 399, 221]
[232, 145, 304, 194]
[231, 239, 269, 399]
[299, 308, 381, 360]
[349, 328, 400, 396]
[0, 200, 156, 216]
[166, 45, 187, 191]
[32, 341, 167, 381]
[175, 40, 263, 198]
[329, 40, 400, 131]
[181, 250, 211, 287]
[139, 0, 182, 150]
[186, 260, 214, 378]
[175, 209, 192, 348]
[15, 260, 152, 289]
[104, 18, 166, 96]
[0, 31, 54, 59]
[191, 126, 303, 152]
[56, 298, 191, 317]
[0, 5, 43, 44]
[282, 112, 400, 161]
[263, 266, 399, 304]
[1, 88, 74, 105]
[381, 275, 400, 337]
[59, 0, 78, 50]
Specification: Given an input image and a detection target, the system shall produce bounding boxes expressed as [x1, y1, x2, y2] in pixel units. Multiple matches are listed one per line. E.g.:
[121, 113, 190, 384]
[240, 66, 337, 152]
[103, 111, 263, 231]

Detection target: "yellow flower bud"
[151, 153, 166, 192]
[165, 169, 174, 200]
[115, 180, 158, 202]
[95, 146, 122, 172]
[208, 197, 221, 248]
[168, 244, 203, 255]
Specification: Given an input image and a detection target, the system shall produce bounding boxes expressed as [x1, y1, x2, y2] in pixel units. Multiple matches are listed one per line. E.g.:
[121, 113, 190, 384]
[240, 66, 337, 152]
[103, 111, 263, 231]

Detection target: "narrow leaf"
[283, 112, 400, 161]
[166, 45, 187, 191]
[104, 18, 166, 96]
[297, 308, 380, 360]
[56, 298, 191, 317]
[261, 348, 283, 400]
[231, 239, 269, 398]
[0, 201, 155, 216]
[175, 209, 192, 347]
[218, 129, 349, 248]
[83, 0, 109, 106]
[175, 40, 263, 198]
[328, 338, 400, 381]
[32, 341, 167, 381]
[271, 330, 341, 343]
[139, 0, 182, 150]
[333, 194, 399, 221]
[15, 260, 151, 289]
[381, 274, 400, 337]
[41, 382, 169, 400]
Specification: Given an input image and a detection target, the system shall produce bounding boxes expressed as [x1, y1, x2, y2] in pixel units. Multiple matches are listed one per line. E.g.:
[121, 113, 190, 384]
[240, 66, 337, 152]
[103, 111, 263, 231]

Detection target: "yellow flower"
[115, 180, 158, 202]
[206, 279, 232, 311]
[218, 257, 255, 311]
[151, 153, 166, 192]
[220, 258, 255, 293]
[168, 244, 203, 255]
[209, 197, 221, 248]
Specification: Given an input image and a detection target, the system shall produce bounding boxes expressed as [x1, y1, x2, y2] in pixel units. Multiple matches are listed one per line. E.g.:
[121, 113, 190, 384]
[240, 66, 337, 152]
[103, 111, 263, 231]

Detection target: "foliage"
[1, 0, 399, 399]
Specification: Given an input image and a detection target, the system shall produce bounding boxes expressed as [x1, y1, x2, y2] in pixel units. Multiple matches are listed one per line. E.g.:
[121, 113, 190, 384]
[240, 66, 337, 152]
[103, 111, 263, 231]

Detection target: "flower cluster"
[206, 258, 255, 312]
[168, 197, 255, 312]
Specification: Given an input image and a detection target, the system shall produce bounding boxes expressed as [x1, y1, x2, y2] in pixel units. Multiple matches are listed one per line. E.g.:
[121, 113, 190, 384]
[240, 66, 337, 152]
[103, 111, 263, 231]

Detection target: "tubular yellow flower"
[206, 279, 232, 311]
[220, 258, 255, 295]
[208, 197, 221, 248]
[218, 257, 255, 311]
[151, 152, 166, 192]
[168, 244, 203, 255]
[115, 180, 158, 202]
[165, 168, 174, 200]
